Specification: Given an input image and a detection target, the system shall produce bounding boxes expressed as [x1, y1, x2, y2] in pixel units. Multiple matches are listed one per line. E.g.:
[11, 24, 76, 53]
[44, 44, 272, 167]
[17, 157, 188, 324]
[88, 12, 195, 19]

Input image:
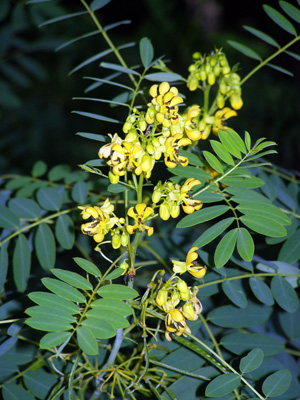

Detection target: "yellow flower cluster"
[155, 276, 203, 341]
[172, 247, 207, 278]
[152, 178, 203, 220]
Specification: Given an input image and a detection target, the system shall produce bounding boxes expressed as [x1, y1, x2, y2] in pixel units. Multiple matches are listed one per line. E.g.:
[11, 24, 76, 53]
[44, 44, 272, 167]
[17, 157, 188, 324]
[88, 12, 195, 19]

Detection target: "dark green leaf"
[5, 177, 31, 190]
[107, 183, 126, 193]
[263, 5, 297, 35]
[279, 1, 300, 23]
[271, 276, 299, 313]
[228, 40, 262, 60]
[278, 307, 300, 340]
[177, 205, 229, 228]
[76, 132, 107, 142]
[35, 224, 56, 271]
[140, 37, 154, 68]
[225, 129, 247, 153]
[262, 370, 292, 397]
[90, 0, 110, 11]
[221, 333, 284, 356]
[72, 110, 120, 124]
[0, 246, 8, 291]
[28, 292, 80, 314]
[25, 306, 76, 323]
[48, 164, 71, 181]
[210, 140, 234, 165]
[23, 368, 57, 399]
[278, 229, 300, 263]
[239, 349, 264, 373]
[218, 130, 241, 158]
[100, 62, 140, 76]
[240, 215, 287, 237]
[50, 269, 93, 290]
[77, 326, 99, 355]
[178, 149, 205, 167]
[73, 257, 101, 277]
[69, 48, 114, 75]
[26, 317, 72, 332]
[193, 218, 235, 248]
[42, 278, 86, 303]
[214, 229, 238, 268]
[0, 206, 19, 230]
[222, 280, 248, 308]
[105, 268, 125, 280]
[31, 160, 47, 178]
[205, 373, 241, 397]
[55, 214, 75, 250]
[37, 187, 62, 211]
[40, 331, 71, 349]
[144, 72, 182, 82]
[81, 318, 115, 339]
[249, 277, 274, 306]
[39, 11, 88, 27]
[2, 382, 35, 400]
[221, 176, 264, 189]
[13, 234, 31, 292]
[267, 63, 294, 77]
[71, 181, 88, 203]
[97, 284, 139, 300]
[237, 228, 254, 261]
[203, 151, 224, 174]
[9, 198, 40, 219]
[208, 303, 272, 328]
[169, 164, 211, 181]
[238, 203, 291, 226]
[86, 309, 129, 329]
[91, 298, 133, 316]
[243, 26, 280, 47]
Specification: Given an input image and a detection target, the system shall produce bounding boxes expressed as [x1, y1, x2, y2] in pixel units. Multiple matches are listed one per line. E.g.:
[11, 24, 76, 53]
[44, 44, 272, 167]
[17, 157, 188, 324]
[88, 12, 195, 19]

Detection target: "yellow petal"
[143, 206, 154, 219]
[159, 81, 170, 95]
[163, 91, 175, 104]
[188, 265, 207, 279]
[182, 205, 195, 214]
[170, 86, 179, 96]
[135, 203, 147, 216]
[150, 84, 158, 98]
[156, 113, 165, 123]
[187, 105, 200, 119]
[146, 226, 154, 236]
[186, 247, 199, 265]
[178, 138, 192, 147]
[165, 158, 177, 169]
[127, 207, 136, 219]
[170, 96, 184, 107]
[93, 233, 105, 243]
[126, 225, 135, 235]
[169, 308, 184, 323]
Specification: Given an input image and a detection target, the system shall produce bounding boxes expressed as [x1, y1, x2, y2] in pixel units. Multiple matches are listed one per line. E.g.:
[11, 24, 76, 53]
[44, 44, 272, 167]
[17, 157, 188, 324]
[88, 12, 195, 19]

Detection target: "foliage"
[0, 1, 300, 399]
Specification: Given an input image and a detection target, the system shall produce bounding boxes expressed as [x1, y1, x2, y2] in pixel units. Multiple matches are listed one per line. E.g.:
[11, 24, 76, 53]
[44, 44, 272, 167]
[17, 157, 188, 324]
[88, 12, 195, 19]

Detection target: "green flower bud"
[123, 122, 132, 133]
[222, 66, 231, 75]
[139, 119, 147, 131]
[112, 233, 121, 249]
[156, 288, 168, 306]
[177, 279, 188, 292]
[152, 190, 162, 204]
[171, 205, 180, 219]
[182, 302, 195, 320]
[180, 290, 191, 301]
[213, 65, 221, 76]
[119, 260, 129, 275]
[216, 93, 225, 109]
[121, 232, 129, 247]
[208, 72, 216, 86]
[160, 202, 171, 221]
[125, 130, 138, 142]
[188, 77, 199, 91]
[199, 69, 206, 81]
[109, 171, 119, 184]
[193, 52, 201, 60]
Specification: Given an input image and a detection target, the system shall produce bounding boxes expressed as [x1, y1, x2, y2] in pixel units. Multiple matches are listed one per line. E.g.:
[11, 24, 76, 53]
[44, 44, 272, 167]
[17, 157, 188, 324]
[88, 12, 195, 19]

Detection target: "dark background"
[1, 0, 299, 174]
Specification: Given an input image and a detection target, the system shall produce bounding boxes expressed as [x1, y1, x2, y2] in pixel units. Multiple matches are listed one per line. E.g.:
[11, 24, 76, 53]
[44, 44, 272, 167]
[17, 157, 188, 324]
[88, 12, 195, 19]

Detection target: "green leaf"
[91, 298, 133, 316]
[26, 317, 72, 332]
[263, 5, 297, 36]
[237, 203, 291, 226]
[243, 26, 280, 47]
[239, 349, 264, 374]
[5, 177, 31, 190]
[218, 130, 241, 158]
[73, 257, 102, 277]
[169, 164, 211, 181]
[193, 217, 235, 248]
[13, 234, 31, 292]
[23, 368, 57, 400]
[227, 40, 262, 60]
[179, 149, 205, 167]
[262, 370, 292, 397]
[76, 132, 107, 142]
[107, 183, 126, 193]
[240, 215, 286, 237]
[2, 382, 35, 400]
[105, 268, 125, 280]
[222, 280, 248, 308]
[25, 306, 76, 323]
[210, 140, 234, 165]
[214, 228, 238, 268]
[100, 62, 140, 76]
[97, 284, 139, 300]
[40, 331, 71, 349]
[208, 302, 272, 328]
[224, 129, 247, 153]
[37, 188, 62, 211]
[42, 278, 86, 303]
[39, 11, 88, 27]
[278, 307, 300, 340]
[81, 318, 115, 339]
[144, 72, 182, 82]
[221, 176, 264, 189]
[28, 292, 80, 314]
[86, 309, 129, 329]
[280, 1, 300, 23]
[228, 187, 272, 205]
[9, 198, 41, 219]
[48, 164, 71, 181]
[69, 48, 114, 75]
[271, 276, 299, 313]
[249, 277, 274, 306]
[236, 228, 254, 261]
[0, 246, 8, 291]
[140, 37, 154, 68]
[71, 181, 88, 203]
[90, 0, 110, 11]
[267, 63, 294, 77]
[278, 229, 300, 263]
[77, 326, 99, 355]
[244, 131, 251, 151]
[203, 151, 224, 174]
[35, 224, 56, 271]
[55, 214, 75, 250]
[221, 332, 284, 356]
[72, 110, 120, 124]
[177, 205, 229, 228]
[205, 373, 241, 397]
[0, 206, 19, 230]
[50, 269, 93, 290]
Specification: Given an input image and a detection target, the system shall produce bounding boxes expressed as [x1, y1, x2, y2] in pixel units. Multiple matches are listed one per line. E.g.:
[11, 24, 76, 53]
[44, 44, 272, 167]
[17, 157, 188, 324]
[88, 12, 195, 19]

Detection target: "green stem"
[241, 35, 300, 86]
[80, 0, 138, 88]
[199, 314, 222, 358]
[203, 85, 211, 114]
[68, 353, 81, 400]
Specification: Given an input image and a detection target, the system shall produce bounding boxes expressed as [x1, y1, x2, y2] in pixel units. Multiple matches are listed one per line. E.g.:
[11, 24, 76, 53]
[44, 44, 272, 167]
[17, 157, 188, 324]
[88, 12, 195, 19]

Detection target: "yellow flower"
[183, 105, 201, 141]
[78, 200, 118, 243]
[165, 308, 191, 341]
[172, 247, 206, 278]
[98, 133, 123, 159]
[126, 203, 154, 236]
[180, 178, 203, 214]
[164, 133, 191, 168]
[212, 107, 237, 135]
[107, 141, 142, 176]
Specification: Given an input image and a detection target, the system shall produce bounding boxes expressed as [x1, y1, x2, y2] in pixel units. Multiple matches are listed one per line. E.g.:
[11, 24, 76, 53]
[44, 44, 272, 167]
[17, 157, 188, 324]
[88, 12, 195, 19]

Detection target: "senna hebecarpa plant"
[1, 0, 300, 399]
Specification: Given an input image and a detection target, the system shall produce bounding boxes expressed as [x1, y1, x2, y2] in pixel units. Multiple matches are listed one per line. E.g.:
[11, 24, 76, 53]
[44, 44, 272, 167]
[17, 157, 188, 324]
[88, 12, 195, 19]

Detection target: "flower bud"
[171, 205, 180, 219]
[222, 66, 231, 75]
[152, 190, 162, 204]
[180, 290, 191, 301]
[123, 122, 132, 133]
[109, 171, 119, 184]
[199, 69, 206, 81]
[119, 260, 129, 275]
[230, 94, 243, 110]
[182, 302, 195, 320]
[177, 279, 188, 292]
[159, 202, 171, 221]
[156, 288, 168, 306]
[216, 93, 225, 109]
[208, 72, 216, 86]
[192, 51, 201, 60]
[213, 64, 221, 76]
[139, 119, 147, 131]
[112, 233, 121, 249]
[121, 232, 129, 247]
[188, 77, 199, 91]
[125, 130, 138, 142]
